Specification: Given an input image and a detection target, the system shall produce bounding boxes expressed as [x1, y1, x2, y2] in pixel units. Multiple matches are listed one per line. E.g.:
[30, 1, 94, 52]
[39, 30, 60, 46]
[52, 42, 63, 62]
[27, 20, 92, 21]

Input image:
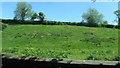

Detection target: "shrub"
[114, 25, 120, 29]
[112, 55, 120, 61]
[86, 54, 98, 60]
[105, 24, 115, 28]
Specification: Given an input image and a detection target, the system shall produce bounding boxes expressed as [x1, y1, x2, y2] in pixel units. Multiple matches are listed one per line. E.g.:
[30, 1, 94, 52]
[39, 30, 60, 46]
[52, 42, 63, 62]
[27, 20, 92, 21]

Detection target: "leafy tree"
[38, 12, 45, 22]
[91, 0, 96, 2]
[114, 10, 120, 25]
[101, 20, 108, 25]
[99, 20, 108, 27]
[82, 8, 104, 27]
[14, 2, 33, 21]
[31, 13, 38, 21]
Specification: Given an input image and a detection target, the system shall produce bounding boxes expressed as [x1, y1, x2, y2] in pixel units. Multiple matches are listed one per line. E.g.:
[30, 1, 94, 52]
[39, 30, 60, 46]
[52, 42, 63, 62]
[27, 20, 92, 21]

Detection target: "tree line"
[3, 2, 120, 28]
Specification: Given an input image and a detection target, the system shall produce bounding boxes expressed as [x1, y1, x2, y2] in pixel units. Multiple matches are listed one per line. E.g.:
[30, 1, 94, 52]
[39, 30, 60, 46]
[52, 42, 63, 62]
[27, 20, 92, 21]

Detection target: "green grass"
[2, 25, 119, 60]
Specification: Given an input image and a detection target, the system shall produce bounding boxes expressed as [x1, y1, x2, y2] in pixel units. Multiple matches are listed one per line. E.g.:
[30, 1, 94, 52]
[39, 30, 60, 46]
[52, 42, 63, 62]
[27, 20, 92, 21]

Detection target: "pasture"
[2, 25, 119, 60]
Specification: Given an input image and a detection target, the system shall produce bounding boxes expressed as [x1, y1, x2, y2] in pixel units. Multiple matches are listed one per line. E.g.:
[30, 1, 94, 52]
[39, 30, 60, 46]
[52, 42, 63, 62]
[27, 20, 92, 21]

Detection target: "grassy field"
[2, 25, 119, 60]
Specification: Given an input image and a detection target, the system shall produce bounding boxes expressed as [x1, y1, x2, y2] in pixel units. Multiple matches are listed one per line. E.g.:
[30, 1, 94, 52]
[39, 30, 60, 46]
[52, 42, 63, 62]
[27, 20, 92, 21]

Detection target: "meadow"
[2, 25, 119, 60]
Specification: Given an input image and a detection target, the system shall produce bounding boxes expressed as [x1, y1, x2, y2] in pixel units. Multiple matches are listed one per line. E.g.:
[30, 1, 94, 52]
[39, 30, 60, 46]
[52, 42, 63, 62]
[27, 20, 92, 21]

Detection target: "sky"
[1, 2, 118, 24]
[0, 0, 119, 2]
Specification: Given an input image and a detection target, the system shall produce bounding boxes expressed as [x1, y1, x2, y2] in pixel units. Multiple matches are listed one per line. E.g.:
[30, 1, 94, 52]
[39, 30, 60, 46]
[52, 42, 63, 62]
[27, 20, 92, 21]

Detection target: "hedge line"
[1, 19, 120, 29]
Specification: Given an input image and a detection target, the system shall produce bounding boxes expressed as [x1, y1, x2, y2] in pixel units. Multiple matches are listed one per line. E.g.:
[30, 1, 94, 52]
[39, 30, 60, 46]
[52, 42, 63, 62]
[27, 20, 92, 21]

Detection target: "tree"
[91, 0, 96, 2]
[31, 13, 38, 21]
[82, 8, 104, 27]
[14, 2, 33, 21]
[99, 20, 108, 27]
[114, 10, 120, 25]
[38, 12, 45, 22]
[102, 21, 108, 25]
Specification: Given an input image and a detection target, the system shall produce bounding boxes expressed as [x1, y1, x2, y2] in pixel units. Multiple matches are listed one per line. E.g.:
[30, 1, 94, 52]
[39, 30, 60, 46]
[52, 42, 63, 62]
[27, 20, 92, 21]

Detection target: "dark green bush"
[105, 24, 115, 28]
[115, 24, 120, 29]
[86, 54, 99, 60]
[112, 55, 120, 61]
[1, 19, 119, 29]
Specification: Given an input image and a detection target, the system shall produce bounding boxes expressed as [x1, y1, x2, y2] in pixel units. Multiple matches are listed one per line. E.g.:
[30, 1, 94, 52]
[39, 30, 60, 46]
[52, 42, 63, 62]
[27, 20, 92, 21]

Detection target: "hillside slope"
[2, 25, 119, 60]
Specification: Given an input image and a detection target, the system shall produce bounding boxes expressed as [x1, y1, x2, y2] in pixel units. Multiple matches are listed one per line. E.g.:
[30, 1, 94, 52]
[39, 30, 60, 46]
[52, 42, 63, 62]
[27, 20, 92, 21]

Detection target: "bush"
[114, 25, 120, 29]
[1, 19, 119, 29]
[112, 55, 120, 61]
[86, 54, 99, 60]
[87, 23, 98, 27]
[105, 24, 115, 28]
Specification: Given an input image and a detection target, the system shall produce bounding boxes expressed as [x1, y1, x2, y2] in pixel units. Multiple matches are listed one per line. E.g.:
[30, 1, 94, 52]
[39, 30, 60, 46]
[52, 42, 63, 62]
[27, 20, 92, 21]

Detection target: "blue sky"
[1, 2, 118, 24]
